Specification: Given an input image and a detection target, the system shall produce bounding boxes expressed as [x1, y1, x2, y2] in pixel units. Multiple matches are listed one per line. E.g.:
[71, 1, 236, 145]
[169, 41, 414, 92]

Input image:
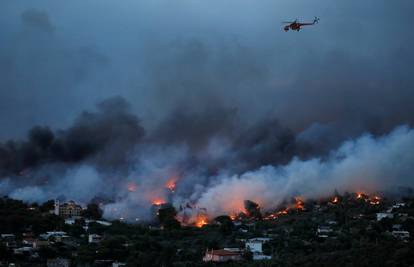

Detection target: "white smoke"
[3, 125, 414, 222]
[194, 125, 414, 218]
[7, 165, 102, 204]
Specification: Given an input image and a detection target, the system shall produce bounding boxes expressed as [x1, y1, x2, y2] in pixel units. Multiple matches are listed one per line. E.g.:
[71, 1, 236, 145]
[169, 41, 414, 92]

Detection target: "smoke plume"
[1, 1, 414, 221]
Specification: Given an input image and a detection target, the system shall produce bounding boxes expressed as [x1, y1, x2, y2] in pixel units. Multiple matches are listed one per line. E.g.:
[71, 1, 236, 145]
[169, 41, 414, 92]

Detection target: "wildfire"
[331, 196, 339, 204]
[370, 196, 381, 205]
[152, 199, 166, 206]
[165, 172, 180, 193]
[295, 197, 305, 210]
[263, 208, 289, 220]
[165, 179, 177, 192]
[356, 192, 364, 199]
[195, 215, 208, 228]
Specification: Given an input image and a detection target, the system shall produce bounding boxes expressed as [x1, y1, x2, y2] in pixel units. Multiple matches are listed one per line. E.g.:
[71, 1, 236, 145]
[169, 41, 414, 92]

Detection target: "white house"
[391, 230, 410, 240]
[39, 231, 67, 240]
[245, 238, 272, 260]
[376, 213, 394, 221]
[245, 238, 271, 253]
[88, 234, 103, 244]
[317, 226, 333, 238]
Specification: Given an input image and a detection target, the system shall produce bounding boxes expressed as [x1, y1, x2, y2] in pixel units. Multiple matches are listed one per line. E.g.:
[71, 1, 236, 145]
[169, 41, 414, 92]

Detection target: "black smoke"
[0, 97, 145, 177]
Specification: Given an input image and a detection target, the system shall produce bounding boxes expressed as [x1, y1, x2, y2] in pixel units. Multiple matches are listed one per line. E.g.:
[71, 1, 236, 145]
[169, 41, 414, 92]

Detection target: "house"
[1, 234, 17, 248]
[64, 218, 76, 225]
[392, 203, 406, 209]
[88, 234, 103, 244]
[55, 200, 83, 218]
[377, 213, 394, 221]
[13, 247, 33, 255]
[391, 230, 410, 241]
[317, 226, 333, 238]
[1, 234, 15, 241]
[252, 254, 272, 260]
[40, 231, 67, 240]
[245, 238, 270, 253]
[392, 224, 403, 231]
[203, 249, 243, 262]
[33, 240, 50, 249]
[245, 238, 272, 260]
[47, 258, 70, 267]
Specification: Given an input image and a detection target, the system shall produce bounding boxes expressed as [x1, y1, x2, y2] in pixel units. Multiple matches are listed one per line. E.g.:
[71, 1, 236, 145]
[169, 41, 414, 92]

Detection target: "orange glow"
[264, 208, 289, 220]
[370, 196, 381, 205]
[152, 199, 166, 206]
[295, 197, 305, 210]
[332, 196, 339, 204]
[195, 215, 208, 228]
[165, 179, 177, 192]
[165, 173, 180, 193]
[279, 209, 288, 215]
[356, 192, 363, 199]
[127, 182, 138, 192]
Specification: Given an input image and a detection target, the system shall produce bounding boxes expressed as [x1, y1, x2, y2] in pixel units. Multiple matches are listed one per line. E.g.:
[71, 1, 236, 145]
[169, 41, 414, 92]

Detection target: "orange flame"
[165, 174, 179, 193]
[195, 215, 208, 228]
[152, 199, 166, 206]
[295, 197, 305, 210]
[165, 179, 177, 192]
[332, 196, 339, 204]
[370, 196, 381, 205]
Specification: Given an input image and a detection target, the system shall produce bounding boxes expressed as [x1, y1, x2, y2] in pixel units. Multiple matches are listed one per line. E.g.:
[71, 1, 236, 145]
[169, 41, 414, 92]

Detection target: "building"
[88, 234, 103, 244]
[245, 238, 272, 260]
[376, 213, 394, 221]
[55, 200, 82, 218]
[317, 226, 333, 238]
[1, 234, 16, 248]
[391, 230, 410, 241]
[203, 249, 243, 262]
[13, 247, 33, 255]
[33, 240, 50, 249]
[47, 258, 70, 267]
[246, 239, 263, 253]
[39, 231, 67, 240]
[112, 262, 127, 267]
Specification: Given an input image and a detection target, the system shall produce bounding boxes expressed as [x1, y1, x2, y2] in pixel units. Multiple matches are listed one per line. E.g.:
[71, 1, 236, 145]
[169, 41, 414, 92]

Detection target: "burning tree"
[157, 204, 180, 229]
[244, 200, 262, 219]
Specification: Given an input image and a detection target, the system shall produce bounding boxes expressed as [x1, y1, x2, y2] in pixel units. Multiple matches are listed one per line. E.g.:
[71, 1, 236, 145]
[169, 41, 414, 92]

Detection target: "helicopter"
[282, 17, 320, 32]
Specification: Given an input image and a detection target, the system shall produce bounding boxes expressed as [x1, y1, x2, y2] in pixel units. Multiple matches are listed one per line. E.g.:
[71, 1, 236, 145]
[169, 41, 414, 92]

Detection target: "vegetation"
[0, 195, 413, 266]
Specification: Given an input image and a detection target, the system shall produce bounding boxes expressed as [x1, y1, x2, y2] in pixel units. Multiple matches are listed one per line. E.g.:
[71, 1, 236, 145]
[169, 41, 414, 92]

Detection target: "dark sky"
[1, 0, 413, 140]
[1, 1, 414, 218]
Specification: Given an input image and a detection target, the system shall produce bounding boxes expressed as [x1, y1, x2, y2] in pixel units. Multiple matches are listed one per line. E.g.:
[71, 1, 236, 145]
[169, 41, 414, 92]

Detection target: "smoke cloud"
[196, 126, 414, 218]
[0, 1, 414, 221]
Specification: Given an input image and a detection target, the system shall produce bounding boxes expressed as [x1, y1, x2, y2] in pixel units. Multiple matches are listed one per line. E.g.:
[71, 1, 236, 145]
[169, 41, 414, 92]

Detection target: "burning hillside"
[0, 98, 413, 224]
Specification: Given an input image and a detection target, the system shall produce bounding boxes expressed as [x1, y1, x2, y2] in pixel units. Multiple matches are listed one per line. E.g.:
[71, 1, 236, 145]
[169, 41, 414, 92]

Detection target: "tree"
[214, 215, 234, 235]
[158, 204, 180, 229]
[82, 203, 103, 219]
[39, 199, 55, 213]
[243, 249, 253, 261]
[244, 200, 262, 219]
